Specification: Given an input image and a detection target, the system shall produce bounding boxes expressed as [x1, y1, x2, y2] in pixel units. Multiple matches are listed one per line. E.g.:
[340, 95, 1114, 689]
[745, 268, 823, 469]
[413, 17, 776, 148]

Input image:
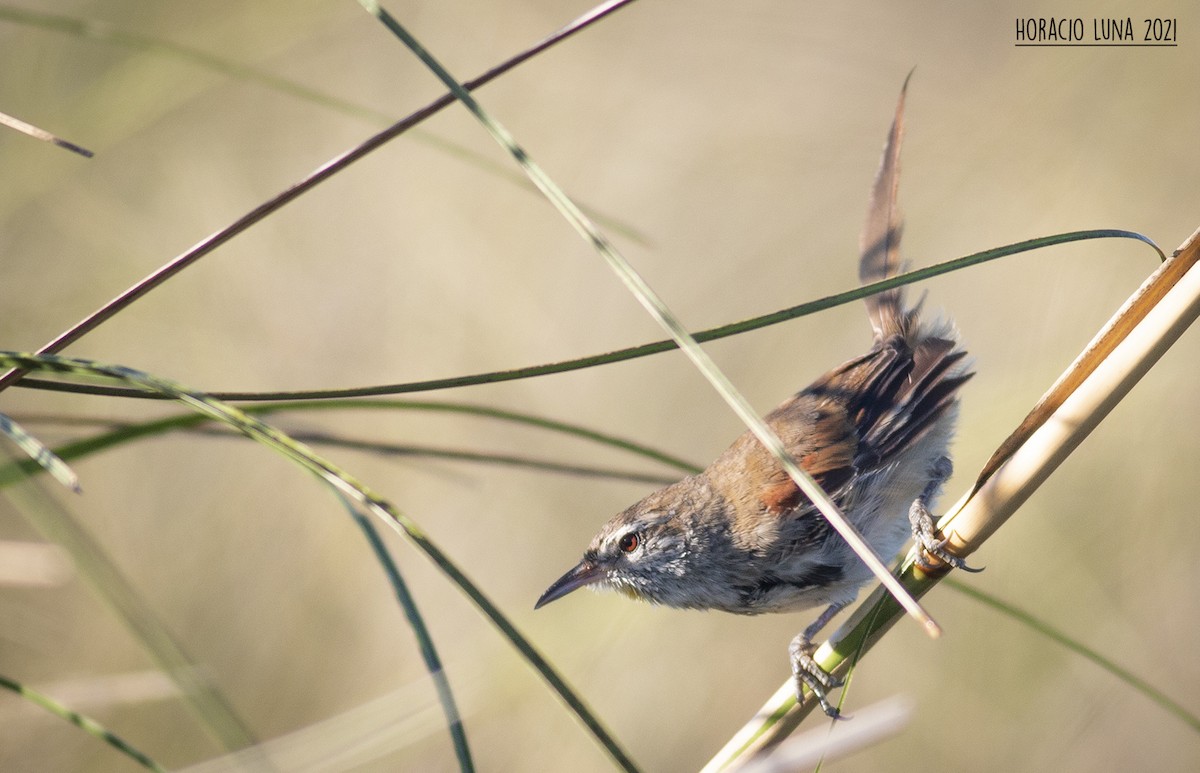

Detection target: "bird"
[535, 77, 974, 717]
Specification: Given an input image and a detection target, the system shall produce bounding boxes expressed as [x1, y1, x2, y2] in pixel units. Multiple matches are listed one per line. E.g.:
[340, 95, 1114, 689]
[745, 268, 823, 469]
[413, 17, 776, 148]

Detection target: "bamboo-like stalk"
[706, 224, 1200, 770]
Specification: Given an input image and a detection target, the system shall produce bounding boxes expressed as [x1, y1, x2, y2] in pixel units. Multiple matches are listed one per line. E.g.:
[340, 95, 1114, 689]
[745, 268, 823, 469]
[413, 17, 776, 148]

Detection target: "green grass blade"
[0, 351, 633, 773]
[235, 399, 697, 472]
[0, 398, 697, 490]
[259, 431, 681, 484]
[0, 412, 80, 491]
[333, 489, 474, 773]
[946, 579, 1200, 734]
[0, 673, 167, 772]
[14, 229, 1162, 403]
[2, 472, 263, 758]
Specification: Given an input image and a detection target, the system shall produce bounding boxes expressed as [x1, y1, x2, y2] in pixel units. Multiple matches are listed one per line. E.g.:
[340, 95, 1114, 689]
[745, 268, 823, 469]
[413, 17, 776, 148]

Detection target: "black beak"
[535, 558, 604, 609]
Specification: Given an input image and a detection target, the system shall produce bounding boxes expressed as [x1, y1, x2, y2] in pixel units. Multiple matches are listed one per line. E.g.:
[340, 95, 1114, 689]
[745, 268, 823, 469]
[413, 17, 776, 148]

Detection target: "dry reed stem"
[707, 225, 1200, 769]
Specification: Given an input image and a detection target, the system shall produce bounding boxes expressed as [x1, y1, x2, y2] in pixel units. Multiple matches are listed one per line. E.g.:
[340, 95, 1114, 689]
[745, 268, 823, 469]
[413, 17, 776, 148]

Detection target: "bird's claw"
[908, 457, 983, 573]
[909, 497, 982, 573]
[789, 636, 846, 719]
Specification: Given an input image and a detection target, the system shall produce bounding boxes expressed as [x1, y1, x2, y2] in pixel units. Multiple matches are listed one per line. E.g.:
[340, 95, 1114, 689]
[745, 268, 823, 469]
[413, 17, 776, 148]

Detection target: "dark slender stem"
[0, 0, 639, 396]
[0, 110, 94, 157]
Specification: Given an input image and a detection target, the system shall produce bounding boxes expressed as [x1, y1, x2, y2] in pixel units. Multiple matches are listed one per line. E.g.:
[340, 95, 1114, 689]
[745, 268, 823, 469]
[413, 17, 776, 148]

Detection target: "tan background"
[1, 1, 1197, 770]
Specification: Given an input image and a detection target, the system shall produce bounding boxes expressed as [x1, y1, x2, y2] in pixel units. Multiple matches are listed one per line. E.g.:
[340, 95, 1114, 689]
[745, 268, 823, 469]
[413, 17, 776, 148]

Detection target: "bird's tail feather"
[859, 72, 913, 342]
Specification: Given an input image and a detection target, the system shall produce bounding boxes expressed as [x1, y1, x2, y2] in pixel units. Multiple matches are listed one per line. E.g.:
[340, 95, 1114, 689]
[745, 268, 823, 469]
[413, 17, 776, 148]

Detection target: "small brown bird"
[536, 79, 974, 717]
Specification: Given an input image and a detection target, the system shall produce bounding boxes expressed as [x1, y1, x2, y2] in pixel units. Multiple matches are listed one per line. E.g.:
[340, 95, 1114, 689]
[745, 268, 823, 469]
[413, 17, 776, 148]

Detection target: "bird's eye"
[617, 531, 640, 554]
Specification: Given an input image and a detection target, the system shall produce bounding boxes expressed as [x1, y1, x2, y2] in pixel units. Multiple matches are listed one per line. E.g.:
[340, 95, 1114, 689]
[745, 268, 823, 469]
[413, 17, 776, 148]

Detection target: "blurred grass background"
[1, 0, 1198, 770]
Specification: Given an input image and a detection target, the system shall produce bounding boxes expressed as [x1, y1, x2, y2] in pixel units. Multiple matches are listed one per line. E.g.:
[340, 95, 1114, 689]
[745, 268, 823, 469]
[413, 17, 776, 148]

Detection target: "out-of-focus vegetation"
[1, 1, 1197, 770]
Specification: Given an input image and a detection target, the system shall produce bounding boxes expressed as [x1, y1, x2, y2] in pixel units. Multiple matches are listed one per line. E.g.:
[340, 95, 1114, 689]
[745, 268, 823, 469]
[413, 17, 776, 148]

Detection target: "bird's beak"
[535, 558, 605, 609]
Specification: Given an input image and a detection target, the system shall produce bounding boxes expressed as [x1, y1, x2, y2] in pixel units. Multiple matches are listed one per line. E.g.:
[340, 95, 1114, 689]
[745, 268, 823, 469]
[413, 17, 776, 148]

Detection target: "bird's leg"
[909, 456, 982, 573]
[789, 600, 851, 718]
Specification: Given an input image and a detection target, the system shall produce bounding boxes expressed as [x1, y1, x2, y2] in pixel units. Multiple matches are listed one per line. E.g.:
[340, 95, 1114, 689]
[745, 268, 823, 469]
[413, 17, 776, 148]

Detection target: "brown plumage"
[536, 76, 973, 716]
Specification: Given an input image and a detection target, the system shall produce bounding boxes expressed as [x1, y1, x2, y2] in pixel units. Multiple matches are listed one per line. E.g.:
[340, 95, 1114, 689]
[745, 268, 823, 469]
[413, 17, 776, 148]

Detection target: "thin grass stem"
[15, 231, 1161, 402]
[0, 674, 166, 771]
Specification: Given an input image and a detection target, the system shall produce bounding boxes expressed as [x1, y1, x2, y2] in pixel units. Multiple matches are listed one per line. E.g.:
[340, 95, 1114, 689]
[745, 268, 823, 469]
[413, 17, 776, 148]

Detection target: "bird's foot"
[909, 457, 982, 573]
[789, 623, 846, 719]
